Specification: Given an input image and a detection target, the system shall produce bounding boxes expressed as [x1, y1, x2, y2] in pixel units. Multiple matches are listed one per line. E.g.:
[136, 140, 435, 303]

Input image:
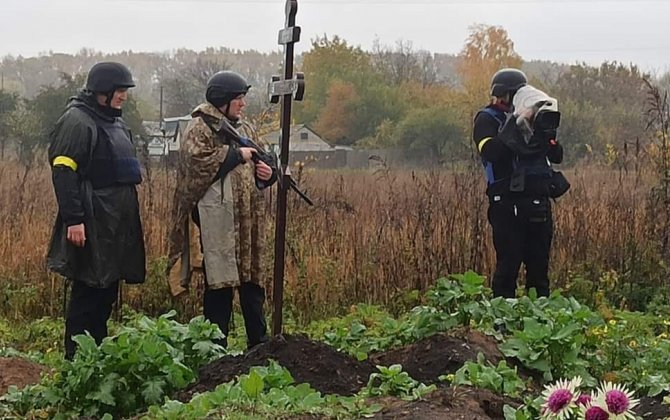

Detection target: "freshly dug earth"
[177, 334, 376, 401]
[370, 330, 504, 385]
[637, 395, 670, 419]
[373, 386, 520, 420]
[0, 357, 44, 395]
[379, 392, 670, 420]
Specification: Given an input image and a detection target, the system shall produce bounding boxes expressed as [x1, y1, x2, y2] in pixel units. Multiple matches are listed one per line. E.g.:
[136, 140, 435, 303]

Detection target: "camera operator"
[472, 68, 569, 299]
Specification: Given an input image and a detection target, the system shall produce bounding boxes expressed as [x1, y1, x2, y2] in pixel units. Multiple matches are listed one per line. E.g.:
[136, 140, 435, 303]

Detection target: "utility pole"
[160, 84, 168, 157]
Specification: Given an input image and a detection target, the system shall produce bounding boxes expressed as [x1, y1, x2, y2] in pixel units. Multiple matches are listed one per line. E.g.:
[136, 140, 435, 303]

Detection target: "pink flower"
[584, 405, 610, 420]
[540, 377, 581, 419]
[593, 382, 639, 420]
[576, 393, 593, 407]
[605, 389, 629, 414]
[547, 389, 573, 413]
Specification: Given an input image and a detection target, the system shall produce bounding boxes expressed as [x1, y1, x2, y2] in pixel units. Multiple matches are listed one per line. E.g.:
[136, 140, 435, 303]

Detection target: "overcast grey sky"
[1, 0, 669, 73]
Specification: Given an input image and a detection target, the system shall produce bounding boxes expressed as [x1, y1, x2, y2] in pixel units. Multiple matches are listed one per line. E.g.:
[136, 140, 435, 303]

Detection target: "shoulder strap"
[192, 112, 229, 146]
[193, 112, 216, 131]
[50, 107, 99, 178]
[479, 107, 506, 127]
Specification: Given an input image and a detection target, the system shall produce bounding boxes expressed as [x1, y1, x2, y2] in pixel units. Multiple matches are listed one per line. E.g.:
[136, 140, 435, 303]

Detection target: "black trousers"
[64, 280, 119, 359]
[193, 206, 268, 350]
[488, 197, 553, 298]
[202, 269, 268, 349]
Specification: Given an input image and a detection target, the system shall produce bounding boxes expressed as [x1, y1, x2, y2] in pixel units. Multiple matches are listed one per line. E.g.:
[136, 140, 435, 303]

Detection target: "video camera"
[513, 85, 561, 132]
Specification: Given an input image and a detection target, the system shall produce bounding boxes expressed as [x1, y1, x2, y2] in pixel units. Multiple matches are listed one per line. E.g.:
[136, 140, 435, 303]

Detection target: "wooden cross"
[268, 0, 306, 336]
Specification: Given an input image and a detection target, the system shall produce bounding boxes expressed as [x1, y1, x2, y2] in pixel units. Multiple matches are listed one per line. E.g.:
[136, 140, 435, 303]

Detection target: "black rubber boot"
[238, 282, 268, 349]
[203, 287, 234, 348]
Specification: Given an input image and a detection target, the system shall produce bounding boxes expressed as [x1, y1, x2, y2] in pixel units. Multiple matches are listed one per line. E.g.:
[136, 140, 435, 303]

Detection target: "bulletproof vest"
[88, 117, 142, 189]
[479, 107, 552, 195]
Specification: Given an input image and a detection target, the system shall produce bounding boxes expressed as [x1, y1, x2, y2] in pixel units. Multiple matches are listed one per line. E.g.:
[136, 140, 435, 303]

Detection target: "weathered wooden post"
[268, 0, 306, 336]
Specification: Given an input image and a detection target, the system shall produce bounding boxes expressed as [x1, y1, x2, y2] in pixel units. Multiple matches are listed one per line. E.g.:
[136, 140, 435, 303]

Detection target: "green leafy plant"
[584, 313, 670, 397]
[498, 316, 592, 383]
[144, 360, 383, 419]
[312, 304, 450, 361]
[312, 273, 489, 360]
[2, 311, 225, 418]
[473, 293, 602, 383]
[364, 364, 436, 401]
[448, 353, 526, 397]
[427, 271, 489, 326]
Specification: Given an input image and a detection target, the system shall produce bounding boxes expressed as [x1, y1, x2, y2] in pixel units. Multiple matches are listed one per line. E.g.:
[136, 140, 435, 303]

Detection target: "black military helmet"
[85, 62, 135, 94]
[490, 68, 527, 98]
[206, 70, 251, 108]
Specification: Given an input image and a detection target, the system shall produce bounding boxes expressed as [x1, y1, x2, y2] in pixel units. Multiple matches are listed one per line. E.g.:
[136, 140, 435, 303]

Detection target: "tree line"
[0, 25, 668, 164]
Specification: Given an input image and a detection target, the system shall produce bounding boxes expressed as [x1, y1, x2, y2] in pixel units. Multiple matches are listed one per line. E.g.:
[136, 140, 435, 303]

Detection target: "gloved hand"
[498, 114, 549, 159]
[516, 100, 554, 145]
[515, 99, 549, 128]
[526, 129, 554, 154]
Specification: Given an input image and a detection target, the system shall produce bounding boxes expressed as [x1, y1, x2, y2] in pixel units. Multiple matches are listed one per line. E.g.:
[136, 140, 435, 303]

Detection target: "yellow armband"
[477, 137, 492, 152]
[52, 156, 78, 171]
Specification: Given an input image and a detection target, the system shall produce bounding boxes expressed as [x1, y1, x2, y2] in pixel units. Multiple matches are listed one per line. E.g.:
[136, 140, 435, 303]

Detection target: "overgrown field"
[1, 157, 669, 323]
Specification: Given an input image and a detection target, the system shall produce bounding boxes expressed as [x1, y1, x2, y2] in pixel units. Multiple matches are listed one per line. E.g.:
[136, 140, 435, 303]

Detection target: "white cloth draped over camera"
[513, 85, 559, 143]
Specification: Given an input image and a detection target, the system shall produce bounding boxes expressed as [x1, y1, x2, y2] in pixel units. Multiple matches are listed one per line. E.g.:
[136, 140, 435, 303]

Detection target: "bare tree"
[159, 58, 230, 116]
[371, 38, 437, 87]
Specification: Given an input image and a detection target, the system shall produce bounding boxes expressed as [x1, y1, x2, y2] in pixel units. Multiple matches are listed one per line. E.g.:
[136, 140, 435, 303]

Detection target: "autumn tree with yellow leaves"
[456, 24, 523, 111]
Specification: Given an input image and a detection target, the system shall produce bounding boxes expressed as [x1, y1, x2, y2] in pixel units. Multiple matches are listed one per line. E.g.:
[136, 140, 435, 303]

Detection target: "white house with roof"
[141, 119, 344, 167]
[260, 124, 333, 153]
[141, 115, 192, 157]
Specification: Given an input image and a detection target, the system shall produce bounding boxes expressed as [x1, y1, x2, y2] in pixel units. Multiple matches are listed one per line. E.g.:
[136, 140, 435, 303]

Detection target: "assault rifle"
[211, 117, 314, 206]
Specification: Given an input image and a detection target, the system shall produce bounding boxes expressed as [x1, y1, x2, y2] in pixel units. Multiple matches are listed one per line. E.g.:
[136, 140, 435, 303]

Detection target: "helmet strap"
[100, 90, 122, 118]
[223, 97, 245, 122]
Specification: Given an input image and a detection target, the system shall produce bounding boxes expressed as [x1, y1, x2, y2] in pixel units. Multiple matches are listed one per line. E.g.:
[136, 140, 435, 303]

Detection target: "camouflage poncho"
[166, 102, 273, 296]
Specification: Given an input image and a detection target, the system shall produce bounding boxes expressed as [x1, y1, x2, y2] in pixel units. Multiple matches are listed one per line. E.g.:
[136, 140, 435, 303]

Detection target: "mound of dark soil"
[0, 357, 44, 395]
[637, 395, 670, 419]
[177, 334, 376, 401]
[373, 386, 520, 420]
[370, 329, 504, 385]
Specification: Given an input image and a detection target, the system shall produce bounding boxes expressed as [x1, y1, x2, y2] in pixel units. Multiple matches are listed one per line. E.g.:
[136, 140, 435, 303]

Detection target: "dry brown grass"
[0, 156, 664, 322]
